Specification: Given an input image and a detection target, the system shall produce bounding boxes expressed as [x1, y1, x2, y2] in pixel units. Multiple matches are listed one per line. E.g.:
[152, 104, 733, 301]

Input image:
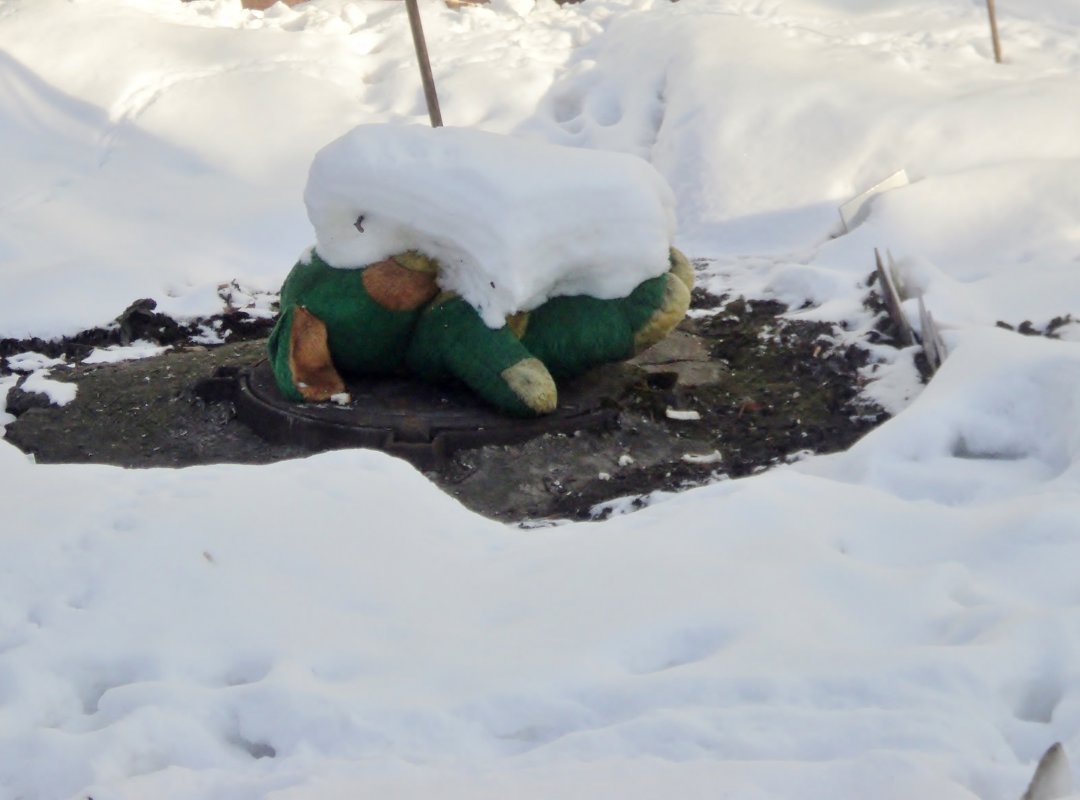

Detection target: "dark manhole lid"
[224, 360, 622, 469]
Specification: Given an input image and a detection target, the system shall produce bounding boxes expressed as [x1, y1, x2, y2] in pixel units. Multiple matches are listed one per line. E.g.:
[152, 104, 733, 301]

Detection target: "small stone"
[665, 408, 700, 421]
[5, 386, 53, 416]
[681, 450, 722, 465]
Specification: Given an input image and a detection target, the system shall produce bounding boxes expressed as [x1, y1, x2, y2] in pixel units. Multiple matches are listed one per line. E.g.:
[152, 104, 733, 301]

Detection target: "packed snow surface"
[81, 341, 172, 365]
[306, 124, 676, 327]
[3, 0, 1080, 798]
[16, 369, 77, 407]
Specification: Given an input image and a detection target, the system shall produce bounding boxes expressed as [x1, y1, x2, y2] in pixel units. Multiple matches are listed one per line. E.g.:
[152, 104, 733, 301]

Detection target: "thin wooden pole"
[874, 248, 914, 347]
[985, 0, 1002, 64]
[404, 0, 444, 127]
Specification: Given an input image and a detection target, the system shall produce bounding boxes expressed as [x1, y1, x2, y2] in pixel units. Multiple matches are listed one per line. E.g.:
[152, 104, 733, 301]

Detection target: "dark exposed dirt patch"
[0, 296, 274, 364]
[4, 340, 312, 467]
[3, 287, 890, 522]
[444, 292, 888, 522]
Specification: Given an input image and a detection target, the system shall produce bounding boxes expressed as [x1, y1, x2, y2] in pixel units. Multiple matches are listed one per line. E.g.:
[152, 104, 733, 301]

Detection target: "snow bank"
[305, 124, 676, 327]
[4, 328, 1080, 798]
[803, 326, 1080, 504]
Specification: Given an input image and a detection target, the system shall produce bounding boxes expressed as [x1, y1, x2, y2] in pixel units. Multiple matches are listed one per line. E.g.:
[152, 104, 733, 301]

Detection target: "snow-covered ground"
[3, 0, 1080, 797]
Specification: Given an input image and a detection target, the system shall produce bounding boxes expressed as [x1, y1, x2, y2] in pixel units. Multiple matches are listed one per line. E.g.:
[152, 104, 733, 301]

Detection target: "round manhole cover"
[233, 361, 624, 469]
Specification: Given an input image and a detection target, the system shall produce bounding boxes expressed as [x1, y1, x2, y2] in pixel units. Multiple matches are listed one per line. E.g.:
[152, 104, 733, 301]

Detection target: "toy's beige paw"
[391, 250, 439, 274]
[633, 271, 691, 354]
[501, 357, 557, 414]
[669, 247, 695, 292]
[289, 306, 347, 401]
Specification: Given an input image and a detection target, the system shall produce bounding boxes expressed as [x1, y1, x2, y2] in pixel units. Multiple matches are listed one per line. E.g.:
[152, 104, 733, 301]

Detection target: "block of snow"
[20, 369, 76, 407]
[5, 352, 67, 373]
[304, 125, 677, 328]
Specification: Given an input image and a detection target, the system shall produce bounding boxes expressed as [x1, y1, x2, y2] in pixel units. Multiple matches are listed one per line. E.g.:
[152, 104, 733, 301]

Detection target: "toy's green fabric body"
[268, 248, 693, 416]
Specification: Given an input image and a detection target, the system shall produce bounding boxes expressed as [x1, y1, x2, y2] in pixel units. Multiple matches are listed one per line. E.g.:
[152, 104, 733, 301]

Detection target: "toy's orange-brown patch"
[288, 306, 346, 402]
[505, 311, 530, 339]
[362, 259, 439, 312]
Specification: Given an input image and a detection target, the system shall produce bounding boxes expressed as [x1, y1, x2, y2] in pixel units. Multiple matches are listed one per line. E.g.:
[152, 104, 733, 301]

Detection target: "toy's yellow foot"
[633, 270, 692, 354]
[502, 357, 558, 414]
[668, 247, 695, 292]
[289, 305, 347, 401]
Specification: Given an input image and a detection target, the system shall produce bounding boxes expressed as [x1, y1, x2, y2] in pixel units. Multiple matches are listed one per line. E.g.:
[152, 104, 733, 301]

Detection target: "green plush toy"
[267, 123, 693, 416]
[267, 247, 693, 417]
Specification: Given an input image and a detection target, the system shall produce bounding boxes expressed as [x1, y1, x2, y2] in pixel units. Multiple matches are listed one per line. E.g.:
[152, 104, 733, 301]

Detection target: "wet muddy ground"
[2, 288, 891, 522]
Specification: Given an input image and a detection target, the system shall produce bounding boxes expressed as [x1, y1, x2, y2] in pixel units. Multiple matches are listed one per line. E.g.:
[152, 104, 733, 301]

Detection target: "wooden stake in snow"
[405, 0, 444, 127]
[917, 296, 946, 374]
[986, 0, 1003, 64]
[874, 248, 914, 347]
[872, 250, 949, 373]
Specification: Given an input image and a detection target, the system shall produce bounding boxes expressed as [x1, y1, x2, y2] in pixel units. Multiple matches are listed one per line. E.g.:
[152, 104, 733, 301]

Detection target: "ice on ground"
[305, 124, 677, 327]
[82, 341, 171, 365]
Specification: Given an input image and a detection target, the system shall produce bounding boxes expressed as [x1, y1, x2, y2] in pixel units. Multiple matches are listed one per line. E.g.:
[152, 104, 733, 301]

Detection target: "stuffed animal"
[266, 124, 693, 416]
[266, 246, 693, 416]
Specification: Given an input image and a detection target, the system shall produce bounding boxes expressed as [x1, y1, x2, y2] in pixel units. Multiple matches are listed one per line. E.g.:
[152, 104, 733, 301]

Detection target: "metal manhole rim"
[226, 361, 621, 469]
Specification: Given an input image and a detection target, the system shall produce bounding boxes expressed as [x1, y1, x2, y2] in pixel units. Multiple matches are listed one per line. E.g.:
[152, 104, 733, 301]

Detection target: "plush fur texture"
[268, 248, 693, 416]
